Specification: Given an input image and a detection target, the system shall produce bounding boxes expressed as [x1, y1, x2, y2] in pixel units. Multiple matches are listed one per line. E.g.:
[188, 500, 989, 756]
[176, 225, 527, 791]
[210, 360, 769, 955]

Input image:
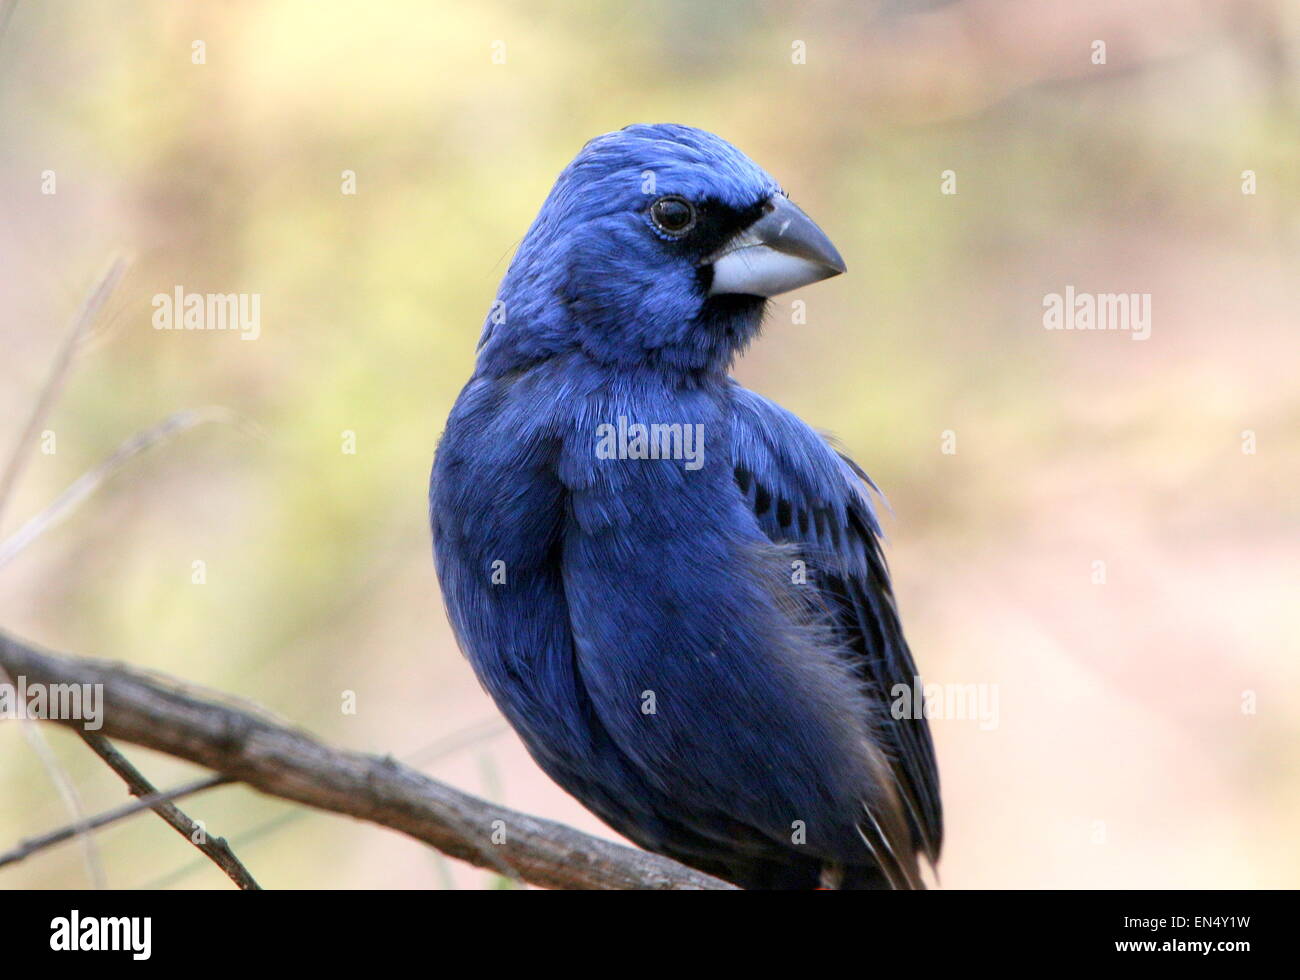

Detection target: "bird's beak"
[706, 194, 846, 298]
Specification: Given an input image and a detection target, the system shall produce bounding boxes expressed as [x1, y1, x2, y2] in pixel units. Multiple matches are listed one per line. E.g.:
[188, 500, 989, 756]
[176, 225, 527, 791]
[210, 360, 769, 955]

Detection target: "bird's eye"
[649, 196, 696, 236]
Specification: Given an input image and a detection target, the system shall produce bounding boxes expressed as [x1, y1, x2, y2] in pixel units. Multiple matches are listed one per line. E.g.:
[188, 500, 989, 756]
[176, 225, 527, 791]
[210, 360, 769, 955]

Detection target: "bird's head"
[479, 124, 845, 376]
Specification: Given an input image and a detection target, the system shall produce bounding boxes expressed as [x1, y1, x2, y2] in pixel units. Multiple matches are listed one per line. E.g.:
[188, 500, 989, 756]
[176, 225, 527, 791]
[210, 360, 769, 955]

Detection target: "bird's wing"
[729, 384, 943, 872]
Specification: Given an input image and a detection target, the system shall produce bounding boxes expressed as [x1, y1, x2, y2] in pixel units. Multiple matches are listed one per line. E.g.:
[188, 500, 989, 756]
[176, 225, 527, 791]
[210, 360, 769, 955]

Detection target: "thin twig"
[0, 407, 246, 570]
[0, 776, 229, 870]
[0, 259, 128, 888]
[0, 256, 128, 527]
[0, 663, 105, 887]
[0, 631, 733, 890]
[78, 733, 260, 889]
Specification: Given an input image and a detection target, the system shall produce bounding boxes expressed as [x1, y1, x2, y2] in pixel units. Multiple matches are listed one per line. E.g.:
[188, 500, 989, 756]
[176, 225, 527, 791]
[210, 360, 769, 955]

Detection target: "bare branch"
[0, 256, 129, 526]
[0, 663, 105, 887]
[78, 733, 260, 890]
[0, 407, 247, 571]
[0, 631, 734, 890]
[0, 775, 229, 870]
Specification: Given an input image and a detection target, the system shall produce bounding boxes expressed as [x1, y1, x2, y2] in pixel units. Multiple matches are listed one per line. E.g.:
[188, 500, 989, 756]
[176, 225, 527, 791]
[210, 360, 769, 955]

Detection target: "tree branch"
[78, 733, 260, 890]
[0, 775, 229, 870]
[0, 630, 734, 890]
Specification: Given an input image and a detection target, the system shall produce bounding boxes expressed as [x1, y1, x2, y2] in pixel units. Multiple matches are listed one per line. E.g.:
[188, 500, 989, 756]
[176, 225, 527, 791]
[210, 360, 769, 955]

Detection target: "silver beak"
[706, 194, 846, 298]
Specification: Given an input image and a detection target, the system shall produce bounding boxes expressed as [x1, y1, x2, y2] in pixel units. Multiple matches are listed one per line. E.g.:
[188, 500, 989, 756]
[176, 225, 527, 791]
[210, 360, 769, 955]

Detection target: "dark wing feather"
[730, 386, 942, 872]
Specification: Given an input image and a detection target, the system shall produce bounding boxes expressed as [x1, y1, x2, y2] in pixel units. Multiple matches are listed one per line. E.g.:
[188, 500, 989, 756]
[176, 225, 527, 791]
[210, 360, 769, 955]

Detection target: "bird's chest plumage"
[559, 383, 755, 669]
[433, 366, 737, 574]
[562, 381, 736, 537]
[431, 364, 752, 747]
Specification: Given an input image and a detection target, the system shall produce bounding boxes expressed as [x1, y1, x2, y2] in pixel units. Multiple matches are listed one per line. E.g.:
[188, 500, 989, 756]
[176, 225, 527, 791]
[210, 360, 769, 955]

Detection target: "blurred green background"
[1, 0, 1297, 888]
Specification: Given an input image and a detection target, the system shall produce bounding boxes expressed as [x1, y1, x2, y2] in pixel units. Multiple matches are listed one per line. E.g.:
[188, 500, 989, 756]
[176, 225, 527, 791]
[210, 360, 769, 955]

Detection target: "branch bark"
[0, 630, 734, 890]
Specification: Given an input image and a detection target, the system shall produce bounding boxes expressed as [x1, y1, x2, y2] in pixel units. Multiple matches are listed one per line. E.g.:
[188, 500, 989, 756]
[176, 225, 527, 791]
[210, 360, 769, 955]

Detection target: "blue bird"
[431, 124, 941, 889]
